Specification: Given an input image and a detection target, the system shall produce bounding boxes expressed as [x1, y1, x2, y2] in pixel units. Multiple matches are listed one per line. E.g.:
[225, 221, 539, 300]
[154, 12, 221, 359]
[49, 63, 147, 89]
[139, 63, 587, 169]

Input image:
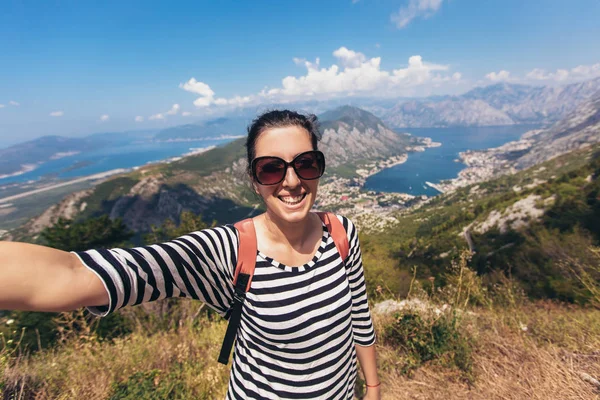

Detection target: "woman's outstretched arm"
[0, 242, 108, 312]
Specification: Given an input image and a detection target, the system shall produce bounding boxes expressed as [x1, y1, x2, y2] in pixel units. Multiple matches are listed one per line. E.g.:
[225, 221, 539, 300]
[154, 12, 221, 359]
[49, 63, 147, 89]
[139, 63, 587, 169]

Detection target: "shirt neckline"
[257, 221, 329, 273]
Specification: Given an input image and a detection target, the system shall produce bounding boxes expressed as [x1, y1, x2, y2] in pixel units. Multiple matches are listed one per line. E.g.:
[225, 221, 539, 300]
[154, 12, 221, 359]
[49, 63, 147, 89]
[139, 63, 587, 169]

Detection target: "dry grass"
[2, 303, 599, 399]
[1, 318, 230, 400]
[2, 260, 600, 400]
[376, 303, 600, 400]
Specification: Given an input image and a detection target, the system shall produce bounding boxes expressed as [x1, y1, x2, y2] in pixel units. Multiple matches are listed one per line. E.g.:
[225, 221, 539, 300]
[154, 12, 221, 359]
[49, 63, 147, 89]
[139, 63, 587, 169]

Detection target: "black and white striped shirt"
[74, 215, 375, 399]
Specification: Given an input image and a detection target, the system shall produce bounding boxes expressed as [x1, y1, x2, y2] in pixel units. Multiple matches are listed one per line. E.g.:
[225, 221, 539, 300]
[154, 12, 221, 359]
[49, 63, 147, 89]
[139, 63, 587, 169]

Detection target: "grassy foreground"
[2, 259, 599, 400]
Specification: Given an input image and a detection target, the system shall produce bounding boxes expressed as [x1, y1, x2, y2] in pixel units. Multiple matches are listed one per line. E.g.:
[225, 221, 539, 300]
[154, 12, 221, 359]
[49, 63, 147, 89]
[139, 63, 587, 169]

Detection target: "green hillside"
[361, 143, 600, 304]
[167, 138, 246, 176]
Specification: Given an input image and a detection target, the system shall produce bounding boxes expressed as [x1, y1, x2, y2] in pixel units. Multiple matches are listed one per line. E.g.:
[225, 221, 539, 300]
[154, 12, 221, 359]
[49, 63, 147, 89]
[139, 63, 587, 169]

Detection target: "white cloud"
[526, 68, 568, 81]
[0, 104, 4, 108]
[49, 111, 64, 117]
[391, 0, 444, 29]
[135, 116, 144, 122]
[149, 113, 165, 120]
[100, 114, 109, 121]
[293, 57, 307, 66]
[180, 47, 462, 108]
[221, 95, 253, 107]
[179, 78, 254, 108]
[166, 103, 180, 115]
[181, 111, 192, 117]
[9, 100, 19, 106]
[193, 97, 213, 107]
[179, 78, 215, 97]
[147, 103, 182, 121]
[571, 63, 600, 78]
[263, 51, 457, 100]
[180, 79, 215, 107]
[485, 70, 511, 82]
[333, 47, 367, 68]
[179, 78, 217, 108]
[526, 63, 600, 82]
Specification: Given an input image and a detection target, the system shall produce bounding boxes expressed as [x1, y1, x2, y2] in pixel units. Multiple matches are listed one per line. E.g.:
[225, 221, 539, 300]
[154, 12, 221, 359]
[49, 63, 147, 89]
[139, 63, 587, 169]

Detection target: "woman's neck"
[261, 211, 316, 249]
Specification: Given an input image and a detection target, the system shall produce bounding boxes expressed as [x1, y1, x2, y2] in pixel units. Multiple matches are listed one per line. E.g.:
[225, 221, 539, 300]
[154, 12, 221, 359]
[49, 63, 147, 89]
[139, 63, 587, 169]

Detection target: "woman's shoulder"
[328, 213, 355, 229]
[328, 213, 359, 243]
[179, 224, 239, 248]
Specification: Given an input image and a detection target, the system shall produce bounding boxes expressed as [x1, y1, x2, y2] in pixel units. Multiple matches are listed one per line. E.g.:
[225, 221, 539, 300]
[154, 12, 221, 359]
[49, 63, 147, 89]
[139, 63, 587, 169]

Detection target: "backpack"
[218, 212, 349, 365]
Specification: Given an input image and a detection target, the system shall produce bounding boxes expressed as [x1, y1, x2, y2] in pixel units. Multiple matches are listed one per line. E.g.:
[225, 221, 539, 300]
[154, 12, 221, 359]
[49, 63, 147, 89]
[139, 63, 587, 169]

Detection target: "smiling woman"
[0, 110, 380, 400]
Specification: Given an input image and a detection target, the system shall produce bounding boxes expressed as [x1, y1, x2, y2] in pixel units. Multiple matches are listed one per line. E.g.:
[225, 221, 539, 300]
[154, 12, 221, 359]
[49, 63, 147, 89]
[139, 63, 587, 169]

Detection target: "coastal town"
[315, 138, 441, 233]
[429, 133, 538, 193]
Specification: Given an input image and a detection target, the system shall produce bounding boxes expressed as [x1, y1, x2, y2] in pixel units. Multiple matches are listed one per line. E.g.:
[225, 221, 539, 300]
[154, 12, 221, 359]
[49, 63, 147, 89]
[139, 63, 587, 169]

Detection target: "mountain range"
[377, 77, 600, 128]
[2, 78, 600, 179]
[152, 117, 251, 141]
[0, 130, 157, 178]
[10, 106, 427, 239]
[432, 91, 600, 193]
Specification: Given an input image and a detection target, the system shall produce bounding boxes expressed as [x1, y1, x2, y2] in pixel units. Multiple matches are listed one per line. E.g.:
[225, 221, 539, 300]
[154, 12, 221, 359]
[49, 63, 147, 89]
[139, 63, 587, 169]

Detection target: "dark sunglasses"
[251, 150, 326, 185]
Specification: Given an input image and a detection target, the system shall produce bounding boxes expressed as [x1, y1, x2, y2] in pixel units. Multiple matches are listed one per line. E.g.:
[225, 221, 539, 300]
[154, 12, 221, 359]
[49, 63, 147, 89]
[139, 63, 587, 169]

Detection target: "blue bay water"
[0, 139, 232, 185]
[364, 125, 539, 196]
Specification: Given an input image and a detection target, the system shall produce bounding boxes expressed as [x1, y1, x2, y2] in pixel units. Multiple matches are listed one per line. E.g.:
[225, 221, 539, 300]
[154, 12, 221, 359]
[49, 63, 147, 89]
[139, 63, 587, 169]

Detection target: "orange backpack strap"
[218, 218, 257, 365]
[317, 212, 349, 262]
[232, 218, 257, 292]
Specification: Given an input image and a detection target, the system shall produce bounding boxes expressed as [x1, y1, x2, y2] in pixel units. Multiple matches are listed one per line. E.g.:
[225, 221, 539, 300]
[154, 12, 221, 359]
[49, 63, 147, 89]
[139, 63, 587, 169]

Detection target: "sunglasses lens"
[255, 158, 285, 185]
[294, 151, 324, 180]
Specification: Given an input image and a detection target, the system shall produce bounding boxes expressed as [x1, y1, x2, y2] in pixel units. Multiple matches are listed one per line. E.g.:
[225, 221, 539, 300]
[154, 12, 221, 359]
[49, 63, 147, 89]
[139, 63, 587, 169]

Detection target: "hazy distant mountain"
[6, 78, 600, 179]
[86, 129, 157, 144]
[153, 117, 251, 141]
[0, 136, 95, 177]
[380, 77, 600, 128]
[463, 78, 600, 124]
[514, 93, 600, 168]
[0, 130, 158, 178]
[383, 98, 514, 128]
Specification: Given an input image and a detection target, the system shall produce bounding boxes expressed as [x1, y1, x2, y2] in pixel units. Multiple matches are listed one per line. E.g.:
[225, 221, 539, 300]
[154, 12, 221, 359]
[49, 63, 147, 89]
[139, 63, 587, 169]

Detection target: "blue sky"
[1, 0, 599, 146]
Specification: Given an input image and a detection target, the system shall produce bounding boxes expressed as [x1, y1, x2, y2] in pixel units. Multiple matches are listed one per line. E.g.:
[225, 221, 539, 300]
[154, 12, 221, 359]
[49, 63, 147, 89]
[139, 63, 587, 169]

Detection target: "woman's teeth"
[279, 193, 306, 205]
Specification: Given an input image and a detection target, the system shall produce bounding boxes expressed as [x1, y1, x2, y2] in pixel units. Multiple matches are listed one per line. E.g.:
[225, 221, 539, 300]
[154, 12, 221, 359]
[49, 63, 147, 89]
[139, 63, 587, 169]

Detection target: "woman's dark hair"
[245, 110, 322, 177]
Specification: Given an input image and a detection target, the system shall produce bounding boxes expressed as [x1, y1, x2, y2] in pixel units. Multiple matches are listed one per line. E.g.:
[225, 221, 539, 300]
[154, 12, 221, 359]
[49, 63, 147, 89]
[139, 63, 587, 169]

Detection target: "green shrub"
[383, 310, 474, 381]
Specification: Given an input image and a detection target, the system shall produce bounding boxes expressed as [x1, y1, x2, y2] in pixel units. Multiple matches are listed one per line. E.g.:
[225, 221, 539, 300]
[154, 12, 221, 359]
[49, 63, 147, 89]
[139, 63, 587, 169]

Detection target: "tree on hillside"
[144, 211, 212, 244]
[41, 215, 133, 251]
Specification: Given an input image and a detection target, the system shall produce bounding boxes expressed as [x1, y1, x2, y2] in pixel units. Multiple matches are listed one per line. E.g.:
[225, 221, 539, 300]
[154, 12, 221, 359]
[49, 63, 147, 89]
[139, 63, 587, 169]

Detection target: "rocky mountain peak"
[317, 106, 421, 169]
[319, 105, 386, 132]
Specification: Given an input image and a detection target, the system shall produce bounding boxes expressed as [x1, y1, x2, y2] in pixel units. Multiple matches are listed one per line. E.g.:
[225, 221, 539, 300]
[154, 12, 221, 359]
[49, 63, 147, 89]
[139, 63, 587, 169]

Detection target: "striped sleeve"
[339, 216, 376, 347]
[72, 225, 238, 318]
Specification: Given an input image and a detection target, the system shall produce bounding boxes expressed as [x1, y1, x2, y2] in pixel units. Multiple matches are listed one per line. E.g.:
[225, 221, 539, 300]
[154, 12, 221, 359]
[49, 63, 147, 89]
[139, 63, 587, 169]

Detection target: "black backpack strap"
[218, 272, 250, 365]
[218, 218, 257, 365]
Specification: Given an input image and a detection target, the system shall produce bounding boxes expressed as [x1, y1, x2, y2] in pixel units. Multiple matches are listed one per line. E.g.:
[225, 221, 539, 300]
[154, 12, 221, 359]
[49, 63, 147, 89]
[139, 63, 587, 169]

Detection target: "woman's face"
[252, 125, 320, 224]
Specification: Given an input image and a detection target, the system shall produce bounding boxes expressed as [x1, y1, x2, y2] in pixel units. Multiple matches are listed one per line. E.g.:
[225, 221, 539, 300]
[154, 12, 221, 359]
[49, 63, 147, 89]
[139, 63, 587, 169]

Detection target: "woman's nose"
[282, 165, 301, 188]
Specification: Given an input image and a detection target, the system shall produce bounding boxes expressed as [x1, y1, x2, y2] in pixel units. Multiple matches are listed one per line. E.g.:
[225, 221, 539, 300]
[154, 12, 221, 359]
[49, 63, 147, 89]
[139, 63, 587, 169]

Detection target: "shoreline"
[0, 168, 129, 204]
[0, 145, 218, 204]
[358, 139, 443, 182]
[432, 136, 536, 193]
[0, 164, 39, 180]
[316, 138, 443, 232]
